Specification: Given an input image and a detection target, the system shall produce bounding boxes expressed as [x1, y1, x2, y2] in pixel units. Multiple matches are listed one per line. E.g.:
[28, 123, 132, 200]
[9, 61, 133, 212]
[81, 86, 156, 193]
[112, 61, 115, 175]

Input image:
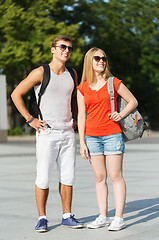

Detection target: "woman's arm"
[109, 82, 138, 122]
[77, 90, 89, 160]
[11, 67, 46, 132]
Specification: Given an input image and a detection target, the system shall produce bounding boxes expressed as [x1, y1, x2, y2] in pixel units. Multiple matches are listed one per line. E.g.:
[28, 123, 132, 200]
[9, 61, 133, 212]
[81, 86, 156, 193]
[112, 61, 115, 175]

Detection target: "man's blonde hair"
[81, 47, 112, 85]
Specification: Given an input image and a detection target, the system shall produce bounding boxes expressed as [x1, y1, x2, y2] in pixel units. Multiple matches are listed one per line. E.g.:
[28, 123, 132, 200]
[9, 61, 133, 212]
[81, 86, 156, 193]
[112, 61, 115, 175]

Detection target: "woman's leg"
[90, 155, 108, 216]
[107, 154, 126, 218]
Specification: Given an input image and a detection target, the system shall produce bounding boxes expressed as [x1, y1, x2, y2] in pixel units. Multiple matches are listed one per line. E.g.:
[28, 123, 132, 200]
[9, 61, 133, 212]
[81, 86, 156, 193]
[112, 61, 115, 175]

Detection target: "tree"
[1, 0, 159, 130]
[78, 0, 159, 129]
[0, 0, 84, 128]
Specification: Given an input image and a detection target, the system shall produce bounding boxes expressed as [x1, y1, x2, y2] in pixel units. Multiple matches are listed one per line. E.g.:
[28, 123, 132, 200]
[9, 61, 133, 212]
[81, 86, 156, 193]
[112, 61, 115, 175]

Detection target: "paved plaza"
[0, 131, 159, 240]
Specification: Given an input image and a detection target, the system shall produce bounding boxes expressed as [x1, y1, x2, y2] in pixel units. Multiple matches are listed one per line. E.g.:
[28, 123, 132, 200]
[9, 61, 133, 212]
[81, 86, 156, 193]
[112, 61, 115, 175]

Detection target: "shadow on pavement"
[109, 197, 159, 228]
[78, 198, 159, 228]
[48, 223, 61, 231]
[78, 215, 98, 224]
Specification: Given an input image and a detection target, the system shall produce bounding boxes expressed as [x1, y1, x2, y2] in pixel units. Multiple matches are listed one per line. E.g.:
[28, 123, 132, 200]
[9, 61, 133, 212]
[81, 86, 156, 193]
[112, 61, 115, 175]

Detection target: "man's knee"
[35, 176, 50, 189]
[60, 176, 75, 186]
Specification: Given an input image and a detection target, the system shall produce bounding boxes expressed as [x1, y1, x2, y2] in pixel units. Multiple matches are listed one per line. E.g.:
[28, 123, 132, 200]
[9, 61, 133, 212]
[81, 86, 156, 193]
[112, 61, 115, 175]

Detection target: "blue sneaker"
[61, 215, 84, 228]
[35, 218, 48, 232]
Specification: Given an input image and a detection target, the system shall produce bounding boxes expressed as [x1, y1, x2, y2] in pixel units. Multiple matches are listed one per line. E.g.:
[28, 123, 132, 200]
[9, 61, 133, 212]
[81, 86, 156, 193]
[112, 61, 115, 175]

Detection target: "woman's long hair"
[81, 47, 112, 85]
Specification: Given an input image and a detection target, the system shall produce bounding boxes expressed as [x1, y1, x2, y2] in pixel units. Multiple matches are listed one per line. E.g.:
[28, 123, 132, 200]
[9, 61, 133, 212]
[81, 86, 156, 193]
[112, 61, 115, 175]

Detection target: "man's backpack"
[29, 64, 76, 120]
[107, 77, 147, 142]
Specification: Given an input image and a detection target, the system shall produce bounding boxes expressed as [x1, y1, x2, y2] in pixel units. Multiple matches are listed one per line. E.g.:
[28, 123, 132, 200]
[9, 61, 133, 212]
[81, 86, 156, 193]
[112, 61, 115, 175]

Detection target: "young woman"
[77, 47, 138, 231]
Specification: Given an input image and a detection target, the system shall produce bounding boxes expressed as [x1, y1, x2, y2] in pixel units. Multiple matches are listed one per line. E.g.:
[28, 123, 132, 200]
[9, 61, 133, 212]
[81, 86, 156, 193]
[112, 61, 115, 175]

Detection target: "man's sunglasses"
[93, 56, 107, 62]
[55, 44, 73, 53]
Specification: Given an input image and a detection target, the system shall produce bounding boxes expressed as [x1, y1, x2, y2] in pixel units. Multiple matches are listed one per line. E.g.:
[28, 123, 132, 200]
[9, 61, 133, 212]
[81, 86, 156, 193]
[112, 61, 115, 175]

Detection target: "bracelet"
[26, 116, 33, 122]
[27, 117, 35, 124]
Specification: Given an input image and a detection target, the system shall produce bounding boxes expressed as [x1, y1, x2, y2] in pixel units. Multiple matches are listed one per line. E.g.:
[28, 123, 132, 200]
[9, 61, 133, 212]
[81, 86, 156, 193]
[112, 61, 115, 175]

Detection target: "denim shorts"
[85, 133, 125, 156]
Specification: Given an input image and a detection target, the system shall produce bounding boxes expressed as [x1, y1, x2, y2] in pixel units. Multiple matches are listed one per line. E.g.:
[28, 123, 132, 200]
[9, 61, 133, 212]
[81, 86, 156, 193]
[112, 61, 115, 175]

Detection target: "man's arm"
[11, 66, 46, 132]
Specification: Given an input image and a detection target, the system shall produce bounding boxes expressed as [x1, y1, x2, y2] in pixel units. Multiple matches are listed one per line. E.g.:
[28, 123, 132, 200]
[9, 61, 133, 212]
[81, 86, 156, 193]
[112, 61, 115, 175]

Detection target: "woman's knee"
[109, 172, 123, 183]
[95, 174, 106, 183]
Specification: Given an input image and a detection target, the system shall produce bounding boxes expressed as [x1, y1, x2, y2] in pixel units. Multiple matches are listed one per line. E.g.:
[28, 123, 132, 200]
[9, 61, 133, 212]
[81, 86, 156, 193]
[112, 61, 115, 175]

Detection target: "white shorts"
[35, 128, 76, 189]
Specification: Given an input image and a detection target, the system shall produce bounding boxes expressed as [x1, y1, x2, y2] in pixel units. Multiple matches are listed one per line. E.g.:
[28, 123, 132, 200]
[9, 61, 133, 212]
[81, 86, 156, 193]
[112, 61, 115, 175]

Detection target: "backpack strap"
[107, 77, 115, 113]
[37, 64, 50, 120]
[66, 66, 78, 124]
[66, 65, 76, 93]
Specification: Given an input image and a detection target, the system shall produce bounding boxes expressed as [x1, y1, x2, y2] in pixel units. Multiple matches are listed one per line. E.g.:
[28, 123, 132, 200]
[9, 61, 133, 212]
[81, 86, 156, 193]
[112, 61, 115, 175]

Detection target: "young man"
[11, 35, 83, 232]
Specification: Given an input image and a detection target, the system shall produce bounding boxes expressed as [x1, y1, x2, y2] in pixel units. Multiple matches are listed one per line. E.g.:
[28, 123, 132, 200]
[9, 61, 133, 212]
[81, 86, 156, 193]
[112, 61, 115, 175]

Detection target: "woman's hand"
[108, 112, 122, 122]
[80, 142, 90, 160]
[29, 118, 47, 133]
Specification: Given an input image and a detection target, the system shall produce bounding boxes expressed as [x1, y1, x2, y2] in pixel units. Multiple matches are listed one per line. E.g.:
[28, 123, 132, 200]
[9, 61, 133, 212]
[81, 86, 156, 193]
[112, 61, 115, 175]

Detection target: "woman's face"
[92, 50, 107, 73]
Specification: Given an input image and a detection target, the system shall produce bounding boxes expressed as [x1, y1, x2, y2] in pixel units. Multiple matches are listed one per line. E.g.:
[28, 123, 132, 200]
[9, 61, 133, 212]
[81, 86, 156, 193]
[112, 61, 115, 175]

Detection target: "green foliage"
[8, 126, 23, 136]
[0, 0, 159, 129]
[78, 0, 159, 129]
[0, 0, 84, 90]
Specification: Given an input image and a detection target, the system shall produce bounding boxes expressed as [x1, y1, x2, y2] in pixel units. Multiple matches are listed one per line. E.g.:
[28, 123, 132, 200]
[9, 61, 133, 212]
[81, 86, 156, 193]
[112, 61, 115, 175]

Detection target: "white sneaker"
[108, 216, 126, 231]
[87, 215, 109, 229]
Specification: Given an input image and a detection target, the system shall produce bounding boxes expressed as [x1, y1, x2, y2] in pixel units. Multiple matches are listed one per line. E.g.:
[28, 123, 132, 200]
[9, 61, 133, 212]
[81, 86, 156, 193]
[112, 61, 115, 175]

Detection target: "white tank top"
[34, 67, 74, 129]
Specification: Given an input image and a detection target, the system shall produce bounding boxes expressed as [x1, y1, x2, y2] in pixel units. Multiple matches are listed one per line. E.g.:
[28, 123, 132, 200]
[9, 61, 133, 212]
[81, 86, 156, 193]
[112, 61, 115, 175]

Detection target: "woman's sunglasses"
[55, 44, 73, 53]
[93, 56, 107, 62]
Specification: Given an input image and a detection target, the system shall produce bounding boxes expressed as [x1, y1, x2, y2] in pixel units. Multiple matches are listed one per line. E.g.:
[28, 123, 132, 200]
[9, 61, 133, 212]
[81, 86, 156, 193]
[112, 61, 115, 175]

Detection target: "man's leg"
[35, 185, 49, 216]
[35, 130, 61, 232]
[59, 182, 83, 228]
[35, 185, 49, 232]
[59, 182, 72, 213]
[58, 130, 83, 228]
[59, 182, 73, 213]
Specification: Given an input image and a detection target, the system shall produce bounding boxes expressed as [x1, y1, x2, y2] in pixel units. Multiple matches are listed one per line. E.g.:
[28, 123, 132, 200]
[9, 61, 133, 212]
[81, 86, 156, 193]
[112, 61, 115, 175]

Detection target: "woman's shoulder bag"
[107, 77, 148, 142]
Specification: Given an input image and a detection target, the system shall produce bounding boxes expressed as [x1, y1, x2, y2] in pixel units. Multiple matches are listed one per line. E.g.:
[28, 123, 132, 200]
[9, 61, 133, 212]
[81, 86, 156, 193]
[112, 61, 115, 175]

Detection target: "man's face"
[51, 40, 73, 62]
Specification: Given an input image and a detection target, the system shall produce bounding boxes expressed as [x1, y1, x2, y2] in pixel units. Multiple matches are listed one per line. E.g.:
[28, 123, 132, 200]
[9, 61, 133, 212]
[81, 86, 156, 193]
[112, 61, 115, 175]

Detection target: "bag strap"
[37, 64, 50, 120]
[107, 77, 115, 113]
[66, 65, 76, 94]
